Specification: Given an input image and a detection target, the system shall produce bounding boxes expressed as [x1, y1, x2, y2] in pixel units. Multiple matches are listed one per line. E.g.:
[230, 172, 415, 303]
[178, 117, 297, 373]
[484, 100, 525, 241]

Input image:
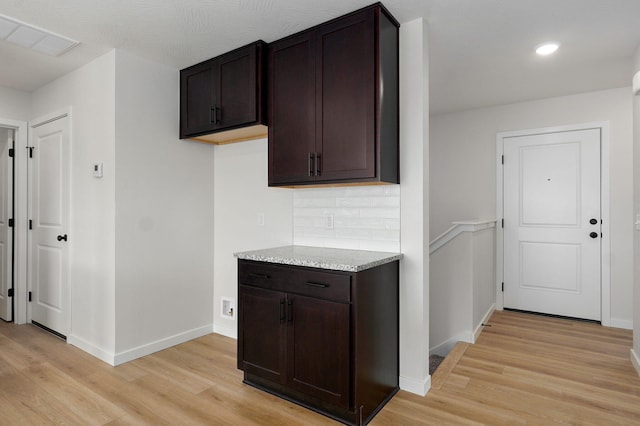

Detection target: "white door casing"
[502, 128, 602, 321]
[0, 128, 14, 321]
[29, 114, 70, 336]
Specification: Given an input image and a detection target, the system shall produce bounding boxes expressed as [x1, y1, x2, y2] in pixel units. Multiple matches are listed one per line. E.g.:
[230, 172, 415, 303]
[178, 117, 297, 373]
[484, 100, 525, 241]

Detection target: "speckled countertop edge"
[234, 245, 403, 272]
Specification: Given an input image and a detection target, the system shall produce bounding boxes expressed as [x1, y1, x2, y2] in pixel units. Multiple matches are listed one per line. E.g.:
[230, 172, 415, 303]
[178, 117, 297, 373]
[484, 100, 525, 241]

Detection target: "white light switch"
[93, 163, 103, 178]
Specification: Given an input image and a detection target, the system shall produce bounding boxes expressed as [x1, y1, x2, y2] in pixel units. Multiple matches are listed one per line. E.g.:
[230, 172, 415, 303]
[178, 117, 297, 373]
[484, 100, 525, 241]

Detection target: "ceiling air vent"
[0, 14, 79, 56]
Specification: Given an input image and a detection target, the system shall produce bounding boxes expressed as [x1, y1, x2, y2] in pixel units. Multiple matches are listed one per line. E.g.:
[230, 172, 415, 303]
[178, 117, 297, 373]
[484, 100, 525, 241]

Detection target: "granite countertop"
[234, 245, 403, 272]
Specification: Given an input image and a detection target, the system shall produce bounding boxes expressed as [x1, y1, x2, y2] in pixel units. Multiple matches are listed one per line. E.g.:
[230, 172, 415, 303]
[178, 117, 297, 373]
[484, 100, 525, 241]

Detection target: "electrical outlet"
[326, 214, 334, 229]
[221, 297, 235, 319]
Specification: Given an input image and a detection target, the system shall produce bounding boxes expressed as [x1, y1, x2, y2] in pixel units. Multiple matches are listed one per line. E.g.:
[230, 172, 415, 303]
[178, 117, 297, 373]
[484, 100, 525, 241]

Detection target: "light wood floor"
[1, 310, 639, 425]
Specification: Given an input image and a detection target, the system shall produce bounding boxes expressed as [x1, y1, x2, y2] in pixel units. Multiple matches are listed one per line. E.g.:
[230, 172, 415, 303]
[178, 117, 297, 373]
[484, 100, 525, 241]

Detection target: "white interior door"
[0, 128, 14, 321]
[503, 128, 601, 321]
[29, 115, 70, 336]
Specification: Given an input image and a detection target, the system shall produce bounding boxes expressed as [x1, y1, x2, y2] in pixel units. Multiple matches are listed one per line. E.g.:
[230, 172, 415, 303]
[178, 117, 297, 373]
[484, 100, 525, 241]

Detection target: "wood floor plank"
[1, 310, 639, 425]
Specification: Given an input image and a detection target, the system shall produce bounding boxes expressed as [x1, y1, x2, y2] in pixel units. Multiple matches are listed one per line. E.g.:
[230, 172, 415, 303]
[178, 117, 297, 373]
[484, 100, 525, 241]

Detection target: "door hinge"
[501, 155, 504, 165]
[502, 282, 504, 292]
[7, 288, 14, 297]
[501, 218, 504, 228]
[28, 291, 32, 302]
[8, 148, 14, 157]
[28, 219, 33, 230]
[8, 218, 13, 227]
[27, 146, 34, 158]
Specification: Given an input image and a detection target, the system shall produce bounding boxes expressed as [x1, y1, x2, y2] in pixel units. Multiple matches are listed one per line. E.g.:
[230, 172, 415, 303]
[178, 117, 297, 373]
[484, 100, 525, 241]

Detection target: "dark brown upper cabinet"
[180, 41, 267, 144]
[268, 3, 399, 187]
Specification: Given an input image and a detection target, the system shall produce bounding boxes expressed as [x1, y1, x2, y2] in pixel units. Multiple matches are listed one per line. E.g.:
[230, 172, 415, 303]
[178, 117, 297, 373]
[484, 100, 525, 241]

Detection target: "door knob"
[589, 232, 598, 239]
[57, 234, 68, 242]
[589, 218, 598, 225]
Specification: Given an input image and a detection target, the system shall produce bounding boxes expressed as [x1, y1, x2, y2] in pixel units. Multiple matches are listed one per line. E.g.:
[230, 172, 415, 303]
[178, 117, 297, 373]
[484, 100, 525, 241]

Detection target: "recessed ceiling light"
[536, 43, 559, 56]
[0, 14, 78, 56]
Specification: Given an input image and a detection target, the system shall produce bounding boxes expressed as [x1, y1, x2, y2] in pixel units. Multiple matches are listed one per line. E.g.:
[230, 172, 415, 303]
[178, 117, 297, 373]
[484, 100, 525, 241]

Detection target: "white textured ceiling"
[1, 0, 639, 114]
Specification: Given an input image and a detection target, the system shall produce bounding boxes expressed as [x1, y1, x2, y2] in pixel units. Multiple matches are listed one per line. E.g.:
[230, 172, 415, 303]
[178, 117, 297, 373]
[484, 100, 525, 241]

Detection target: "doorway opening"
[496, 122, 611, 326]
[0, 118, 28, 326]
[1, 126, 15, 322]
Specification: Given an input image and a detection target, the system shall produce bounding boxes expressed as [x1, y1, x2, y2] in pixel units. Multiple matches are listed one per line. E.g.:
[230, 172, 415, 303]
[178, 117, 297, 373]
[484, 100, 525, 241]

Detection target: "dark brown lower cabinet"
[237, 259, 399, 425]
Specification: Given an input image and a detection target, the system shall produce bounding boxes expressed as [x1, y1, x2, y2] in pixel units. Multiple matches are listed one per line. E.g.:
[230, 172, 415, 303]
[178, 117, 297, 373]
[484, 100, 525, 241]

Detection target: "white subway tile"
[344, 186, 386, 197]
[359, 240, 400, 252]
[371, 229, 400, 241]
[336, 197, 373, 208]
[359, 208, 400, 219]
[334, 217, 385, 229]
[369, 197, 400, 208]
[384, 219, 401, 230]
[335, 228, 372, 240]
[292, 184, 401, 249]
[329, 239, 362, 250]
[383, 185, 400, 196]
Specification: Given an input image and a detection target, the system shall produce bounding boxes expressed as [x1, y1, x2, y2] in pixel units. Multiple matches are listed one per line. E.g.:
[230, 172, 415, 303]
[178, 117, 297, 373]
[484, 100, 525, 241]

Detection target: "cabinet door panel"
[287, 294, 350, 408]
[180, 63, 215, 137]
[268, 34, 316, 185]
[238, 286, 286, 384]
[316, 9, 375, 181]
[218, 46, 257, 129]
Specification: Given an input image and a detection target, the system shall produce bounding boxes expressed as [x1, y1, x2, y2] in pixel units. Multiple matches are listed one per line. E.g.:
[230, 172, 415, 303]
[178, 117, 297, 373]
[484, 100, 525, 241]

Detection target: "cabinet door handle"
[248, 273, 270, 279]
[304, 281, 328, 288]
[287, 300, 293, 323]
[210, 105, 220, 124]
[308, 152, 314, 177]
[315, 152, 321, 176]
[279, 299, 285, 323]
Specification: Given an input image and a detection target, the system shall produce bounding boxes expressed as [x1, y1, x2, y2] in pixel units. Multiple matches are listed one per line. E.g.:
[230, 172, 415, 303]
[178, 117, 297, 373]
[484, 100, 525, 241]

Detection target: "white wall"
[430, 224, 495, 356]
[213, 139, 293, 338]
[430, 232, 472, 354]
[113, 50, 215, 359]
[473, 227, 495, 328]
[632, 45, 640, 373]
[431, 87, 634, 326]
[31, 51, 117, 358]
[0, 86, 30, 121]
[398, 17, 430, 395]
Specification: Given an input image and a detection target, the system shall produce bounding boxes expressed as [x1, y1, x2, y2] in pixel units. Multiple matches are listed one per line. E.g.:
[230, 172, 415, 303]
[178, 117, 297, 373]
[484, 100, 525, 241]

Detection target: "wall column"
[632, 45, 640, 374]
[399, 17, 430, 394]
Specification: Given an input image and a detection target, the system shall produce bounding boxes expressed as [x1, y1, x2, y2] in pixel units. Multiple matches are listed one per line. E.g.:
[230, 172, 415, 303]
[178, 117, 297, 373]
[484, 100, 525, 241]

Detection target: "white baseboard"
[213, 323, 237, 339]
[67, 334, 116, 366]
[112, 324, 214, 366]
[473, 303, 496, 342]
[631, 349, 640, 377]
[399, 373, 431, 396]
[609, 318, 633, 330]
[430, 331, 473, 357]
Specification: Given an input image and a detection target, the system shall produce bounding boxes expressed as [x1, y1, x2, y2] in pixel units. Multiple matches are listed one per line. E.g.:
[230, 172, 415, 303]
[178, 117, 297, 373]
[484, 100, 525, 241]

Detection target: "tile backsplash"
[293, 185, 400, 252]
